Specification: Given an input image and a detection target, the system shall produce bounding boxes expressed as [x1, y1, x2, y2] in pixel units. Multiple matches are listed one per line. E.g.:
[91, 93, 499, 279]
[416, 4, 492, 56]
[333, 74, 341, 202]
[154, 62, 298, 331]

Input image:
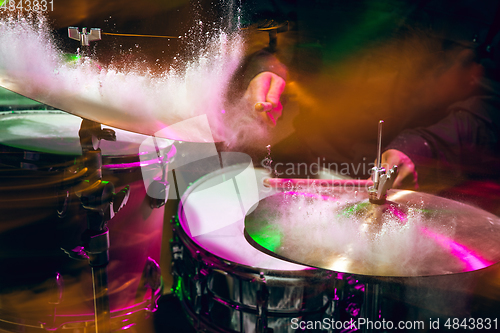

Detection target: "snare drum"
[171, 164, 484, 332]
[0, 110, 173, 332]
[172, 164, 338, 333]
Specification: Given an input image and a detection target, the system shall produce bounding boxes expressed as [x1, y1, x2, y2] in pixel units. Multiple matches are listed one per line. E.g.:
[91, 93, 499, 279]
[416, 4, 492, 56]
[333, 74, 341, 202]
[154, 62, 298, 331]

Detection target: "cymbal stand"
[76, 119, 130, 333]
[146, 136, 175, 209]
[369, 120, 398, 204]
[362, 121, 399, 331]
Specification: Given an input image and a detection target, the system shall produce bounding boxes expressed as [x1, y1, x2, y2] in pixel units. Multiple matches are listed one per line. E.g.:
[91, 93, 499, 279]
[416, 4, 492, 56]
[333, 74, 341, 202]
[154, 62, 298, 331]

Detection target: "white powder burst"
[0, 10, 246, 142]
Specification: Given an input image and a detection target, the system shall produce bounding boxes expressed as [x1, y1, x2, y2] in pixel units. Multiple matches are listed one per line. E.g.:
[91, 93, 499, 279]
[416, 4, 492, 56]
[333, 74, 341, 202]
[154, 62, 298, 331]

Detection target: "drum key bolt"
[256, 272, 272, 333]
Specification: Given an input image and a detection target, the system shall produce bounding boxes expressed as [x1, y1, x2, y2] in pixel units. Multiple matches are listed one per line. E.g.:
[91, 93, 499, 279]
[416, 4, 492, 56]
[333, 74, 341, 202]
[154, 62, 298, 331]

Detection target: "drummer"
[378, 38, 500, 190]
[236, 0, 500, 191]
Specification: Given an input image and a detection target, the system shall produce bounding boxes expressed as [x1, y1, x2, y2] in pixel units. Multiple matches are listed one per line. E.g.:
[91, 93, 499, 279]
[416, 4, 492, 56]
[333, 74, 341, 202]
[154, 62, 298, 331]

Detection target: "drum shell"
[0, 112, 168, 331]
[172, 220, 335, 333]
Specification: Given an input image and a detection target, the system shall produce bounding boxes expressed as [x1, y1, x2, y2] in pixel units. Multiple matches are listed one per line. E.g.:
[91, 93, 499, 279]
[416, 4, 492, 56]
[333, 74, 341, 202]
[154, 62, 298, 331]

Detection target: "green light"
[341, 201, 370, 217]
[319, 1, 406, 67]
[62, 53, 81, 63]
[413, 208, 442, 215]
[247, 223, 282, 252]
[173, 277, 184, 301]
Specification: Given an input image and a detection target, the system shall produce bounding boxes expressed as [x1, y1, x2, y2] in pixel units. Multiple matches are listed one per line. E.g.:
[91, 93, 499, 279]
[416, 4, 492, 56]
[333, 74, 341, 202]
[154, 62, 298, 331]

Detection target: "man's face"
[391, 47, 482, 123]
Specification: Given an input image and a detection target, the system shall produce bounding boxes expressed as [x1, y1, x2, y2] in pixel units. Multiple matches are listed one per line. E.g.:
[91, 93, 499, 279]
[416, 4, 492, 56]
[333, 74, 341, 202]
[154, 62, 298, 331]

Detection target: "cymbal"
[245, 188, 500, 277]
[0, 75, 216, 142]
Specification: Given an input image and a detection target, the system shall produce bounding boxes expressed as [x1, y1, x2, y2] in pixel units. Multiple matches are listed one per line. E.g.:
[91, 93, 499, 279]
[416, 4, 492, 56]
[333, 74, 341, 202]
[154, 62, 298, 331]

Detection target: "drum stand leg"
[83, 211, 112, 333]
[75, 120, 130, 333]
[360, 281, 381, 333]
[92, 265, 111, 333]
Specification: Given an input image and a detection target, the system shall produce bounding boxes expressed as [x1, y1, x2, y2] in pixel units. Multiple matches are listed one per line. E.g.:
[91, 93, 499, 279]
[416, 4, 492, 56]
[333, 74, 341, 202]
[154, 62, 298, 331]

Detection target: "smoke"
[0, 6, 262, 144]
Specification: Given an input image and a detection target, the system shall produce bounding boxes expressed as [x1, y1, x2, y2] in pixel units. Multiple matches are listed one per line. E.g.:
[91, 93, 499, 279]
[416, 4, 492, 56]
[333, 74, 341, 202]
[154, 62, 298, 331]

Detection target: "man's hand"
[380, 149, 419, 190]
[244, 72, 286, 127]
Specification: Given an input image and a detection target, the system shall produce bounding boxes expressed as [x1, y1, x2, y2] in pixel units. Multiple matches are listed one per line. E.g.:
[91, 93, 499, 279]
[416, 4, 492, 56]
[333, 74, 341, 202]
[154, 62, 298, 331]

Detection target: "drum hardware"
[56, 189, 71, 218]
[193, 252, 210, 331]
[146, 137, 175, 209]
[170, 236, 185, 295]
[147, 179, 169, 208]
[47, 272, 64, 328]
[255, 273, 273, 333]
[68, 27, 102, 47]
[135, 257, 163, 313]
[170, 244, 210, 331]
[71, 119, 131, 333]
[330, 276, 365, 329]
[172, 241, 184, 262]
[68, 26, 180, 45]
[360, 283, 381, 332]
[77, 119, 130, 223]
[331, 278, 391, 333]
[368, 120, 398, 205]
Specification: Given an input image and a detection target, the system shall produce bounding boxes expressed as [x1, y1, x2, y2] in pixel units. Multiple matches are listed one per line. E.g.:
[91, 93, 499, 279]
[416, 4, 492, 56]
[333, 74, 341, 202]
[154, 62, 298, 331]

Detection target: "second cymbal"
[245, 188, 500, 277]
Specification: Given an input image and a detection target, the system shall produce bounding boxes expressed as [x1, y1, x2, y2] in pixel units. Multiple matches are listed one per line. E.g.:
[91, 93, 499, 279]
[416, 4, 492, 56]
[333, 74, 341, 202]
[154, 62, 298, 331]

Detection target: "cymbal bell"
[245, 188, 500, 277]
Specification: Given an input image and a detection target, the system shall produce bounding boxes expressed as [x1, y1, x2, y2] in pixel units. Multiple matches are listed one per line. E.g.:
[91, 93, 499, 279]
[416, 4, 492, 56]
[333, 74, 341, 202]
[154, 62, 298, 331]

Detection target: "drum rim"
[174, 217, 332, 280]
[0, 110, 169, 171]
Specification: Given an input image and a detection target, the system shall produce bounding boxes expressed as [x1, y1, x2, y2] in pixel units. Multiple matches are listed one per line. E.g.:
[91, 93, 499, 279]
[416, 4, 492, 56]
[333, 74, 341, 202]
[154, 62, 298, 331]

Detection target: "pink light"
[103, 158, 161, 169]
[284, 191, 338, 202]
[303, 266, 317, 270]
[121, 323, 136, 330]
[387, 205, 408, 223]
[420, 227, 492, 271]
[54, 300, 150, 318]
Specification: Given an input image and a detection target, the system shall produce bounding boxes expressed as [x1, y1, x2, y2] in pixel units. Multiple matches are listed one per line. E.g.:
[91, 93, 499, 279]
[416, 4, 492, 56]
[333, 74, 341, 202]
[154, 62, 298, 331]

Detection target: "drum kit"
[1, 25, 500, 333]
[0, 109, 171, 332]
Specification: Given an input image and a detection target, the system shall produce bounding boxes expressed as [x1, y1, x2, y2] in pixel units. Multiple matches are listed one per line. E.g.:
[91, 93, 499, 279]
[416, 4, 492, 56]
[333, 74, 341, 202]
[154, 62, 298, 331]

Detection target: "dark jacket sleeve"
[385, 95, 500, 186]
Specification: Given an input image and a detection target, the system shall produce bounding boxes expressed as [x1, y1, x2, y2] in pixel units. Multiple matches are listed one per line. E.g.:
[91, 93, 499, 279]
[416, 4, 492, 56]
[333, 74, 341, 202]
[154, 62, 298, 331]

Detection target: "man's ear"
[458, 49, 484, 87]
[469, 62, 485, 88]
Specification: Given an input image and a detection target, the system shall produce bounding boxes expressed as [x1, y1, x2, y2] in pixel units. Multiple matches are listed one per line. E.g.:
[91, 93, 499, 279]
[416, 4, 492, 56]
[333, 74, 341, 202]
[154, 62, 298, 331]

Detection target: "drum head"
[0, 110, 173, 156]
[178, 164, 310, 271]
